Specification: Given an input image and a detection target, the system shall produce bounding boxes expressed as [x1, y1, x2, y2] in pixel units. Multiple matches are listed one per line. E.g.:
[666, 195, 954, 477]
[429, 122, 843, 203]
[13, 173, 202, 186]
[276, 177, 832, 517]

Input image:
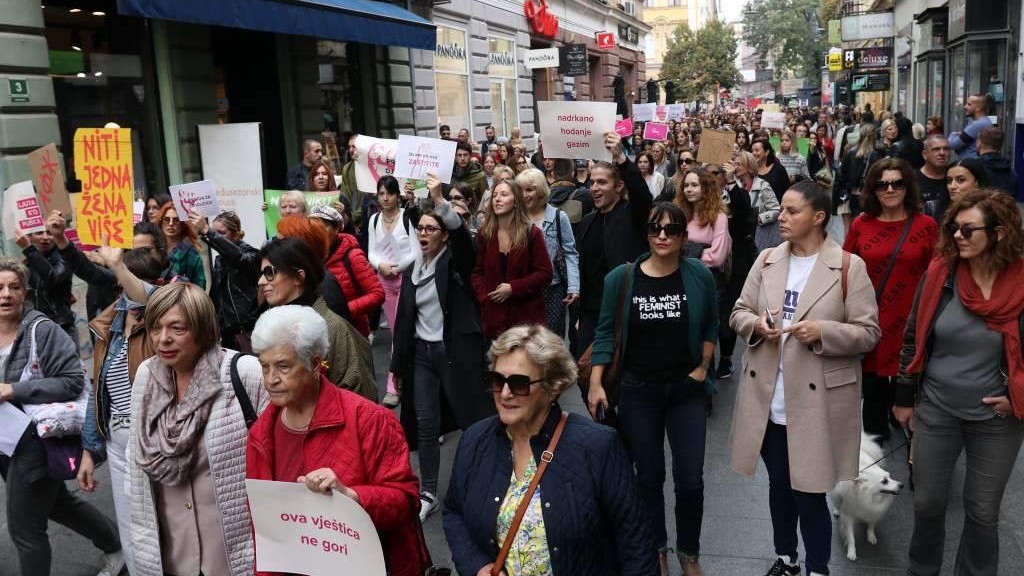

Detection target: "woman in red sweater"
[843, 157, 938, 440]
[472, 179, 553, 340]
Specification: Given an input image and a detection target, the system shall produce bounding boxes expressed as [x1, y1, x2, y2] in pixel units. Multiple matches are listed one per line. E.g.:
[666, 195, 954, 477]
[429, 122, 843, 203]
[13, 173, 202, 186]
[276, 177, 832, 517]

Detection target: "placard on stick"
[537, 101, 616, 161]
[696, 130, 737, 167]
[73, 128, 134, 248]
[26, 143, 72, 216]
[393, 135, 456, 185]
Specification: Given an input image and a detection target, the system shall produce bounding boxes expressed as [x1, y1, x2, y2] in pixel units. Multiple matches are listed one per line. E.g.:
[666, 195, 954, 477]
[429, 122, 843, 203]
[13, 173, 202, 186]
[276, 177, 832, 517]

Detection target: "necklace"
[283, 408, 313, 430]
[381, 211, 398, 224]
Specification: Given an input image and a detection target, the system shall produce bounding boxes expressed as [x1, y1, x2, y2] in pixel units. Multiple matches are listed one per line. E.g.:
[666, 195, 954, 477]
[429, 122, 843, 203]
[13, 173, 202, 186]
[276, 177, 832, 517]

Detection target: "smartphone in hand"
[764, 307, 775, 330]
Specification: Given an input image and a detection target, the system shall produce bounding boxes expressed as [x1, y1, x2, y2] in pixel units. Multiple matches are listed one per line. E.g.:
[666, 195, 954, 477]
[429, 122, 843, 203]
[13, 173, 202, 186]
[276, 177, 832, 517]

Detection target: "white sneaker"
[419, 491, 439, 522]
[96, 550, 125, 576]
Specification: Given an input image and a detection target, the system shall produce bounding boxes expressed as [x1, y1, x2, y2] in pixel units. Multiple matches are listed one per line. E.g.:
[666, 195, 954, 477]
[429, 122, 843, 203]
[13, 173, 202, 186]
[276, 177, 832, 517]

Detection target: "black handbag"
[42, 435, 84, 481]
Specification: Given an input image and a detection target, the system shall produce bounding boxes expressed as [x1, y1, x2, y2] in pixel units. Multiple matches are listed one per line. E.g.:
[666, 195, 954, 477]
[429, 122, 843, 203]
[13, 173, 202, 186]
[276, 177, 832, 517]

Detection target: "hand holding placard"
[604, 132, 625, 163]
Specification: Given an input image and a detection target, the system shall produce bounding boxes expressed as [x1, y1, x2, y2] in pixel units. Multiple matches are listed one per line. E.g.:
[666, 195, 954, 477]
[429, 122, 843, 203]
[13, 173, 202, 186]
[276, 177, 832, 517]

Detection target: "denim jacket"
[538, 205, 581, 294]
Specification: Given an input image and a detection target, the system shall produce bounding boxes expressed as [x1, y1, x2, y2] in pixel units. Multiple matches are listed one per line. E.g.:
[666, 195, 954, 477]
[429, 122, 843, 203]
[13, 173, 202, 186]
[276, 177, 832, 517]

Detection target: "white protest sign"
[246, 480, 386, 576]
[2, 181, 45, 239]
[633, 103, 656, 122]
[198, 122, 267, 245]
[537, 101, 616, 161]
[666, 104, 686, 121]
[761, 112, 786, 130]
[354, 136, 399, 194]
[393, 135, 457, 185]
[169, 179, 221, 220]
[525, 48, 559, 69]
[133, 200, 145, 224]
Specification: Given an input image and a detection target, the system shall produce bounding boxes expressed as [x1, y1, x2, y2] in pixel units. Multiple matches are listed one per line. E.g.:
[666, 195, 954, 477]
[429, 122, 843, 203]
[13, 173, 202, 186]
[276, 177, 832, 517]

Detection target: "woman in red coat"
[246, 305, 427, 576]
[472, 179, 553, 339]
[309, 205, 385, 337]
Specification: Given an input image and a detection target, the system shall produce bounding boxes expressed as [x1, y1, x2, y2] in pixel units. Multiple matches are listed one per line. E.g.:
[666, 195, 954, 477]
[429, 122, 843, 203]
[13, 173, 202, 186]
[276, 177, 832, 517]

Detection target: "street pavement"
[3, 329, 1024, 576]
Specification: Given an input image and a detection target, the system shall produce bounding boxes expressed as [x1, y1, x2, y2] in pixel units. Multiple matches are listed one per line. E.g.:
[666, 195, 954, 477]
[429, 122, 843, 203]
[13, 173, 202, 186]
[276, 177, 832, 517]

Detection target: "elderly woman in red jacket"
[308, 205, 385, 337]
[246, 304, 427, 576]
[472, 179, 553, 340]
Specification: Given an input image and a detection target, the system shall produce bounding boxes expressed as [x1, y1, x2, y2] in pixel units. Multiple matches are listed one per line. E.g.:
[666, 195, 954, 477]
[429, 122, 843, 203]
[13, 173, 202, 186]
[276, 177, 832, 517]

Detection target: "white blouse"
[367, 209, 421, 274]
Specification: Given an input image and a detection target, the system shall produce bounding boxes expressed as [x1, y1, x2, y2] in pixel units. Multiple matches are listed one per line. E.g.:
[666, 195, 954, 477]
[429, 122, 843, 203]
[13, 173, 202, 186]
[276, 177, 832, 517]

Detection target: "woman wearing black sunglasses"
[445, 324, 656, 576]
[390, 173, 494, 523]
[588, 202, 719, 576]
[842, 158, 938, 439]
[895, 189, 1024, 576]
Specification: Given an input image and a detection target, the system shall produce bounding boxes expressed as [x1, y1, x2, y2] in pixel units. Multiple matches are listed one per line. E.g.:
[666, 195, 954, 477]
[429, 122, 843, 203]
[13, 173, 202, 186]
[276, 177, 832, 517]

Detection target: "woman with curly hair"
[675, 167, 732, 276]
[307, 158, 339, 192]
[895, 189, 1024, 576]
[154, 202, 206, 289]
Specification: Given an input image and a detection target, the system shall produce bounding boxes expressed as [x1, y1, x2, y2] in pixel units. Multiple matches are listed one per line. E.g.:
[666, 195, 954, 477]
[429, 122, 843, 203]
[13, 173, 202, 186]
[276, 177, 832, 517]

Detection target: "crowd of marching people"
[1, 93, 1023, 576]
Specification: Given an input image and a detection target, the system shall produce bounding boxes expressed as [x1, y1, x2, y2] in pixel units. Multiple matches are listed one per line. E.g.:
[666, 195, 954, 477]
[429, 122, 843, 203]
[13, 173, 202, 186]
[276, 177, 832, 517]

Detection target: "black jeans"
[413, 339, 450, 495]
[617, 371, 707, 556]
[2, 443, 121, 575]
[862, 372, 896, 439]
[761, 422, 831, 575]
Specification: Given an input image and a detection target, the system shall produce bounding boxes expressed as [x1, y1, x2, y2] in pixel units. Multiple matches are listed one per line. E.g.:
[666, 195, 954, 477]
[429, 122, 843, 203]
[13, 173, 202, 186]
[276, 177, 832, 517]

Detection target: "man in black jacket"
[976, 126, 1018, 195]
[575, 132, 653, 357]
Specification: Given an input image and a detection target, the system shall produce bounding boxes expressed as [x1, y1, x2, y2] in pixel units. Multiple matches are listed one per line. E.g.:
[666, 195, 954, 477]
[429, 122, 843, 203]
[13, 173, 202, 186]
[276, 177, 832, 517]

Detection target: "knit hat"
[309, 205, 343, 224]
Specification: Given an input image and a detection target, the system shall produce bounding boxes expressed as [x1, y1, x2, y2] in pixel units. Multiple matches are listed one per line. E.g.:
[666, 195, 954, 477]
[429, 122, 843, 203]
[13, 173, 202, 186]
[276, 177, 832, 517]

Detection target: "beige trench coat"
[729, 239, 880, 493]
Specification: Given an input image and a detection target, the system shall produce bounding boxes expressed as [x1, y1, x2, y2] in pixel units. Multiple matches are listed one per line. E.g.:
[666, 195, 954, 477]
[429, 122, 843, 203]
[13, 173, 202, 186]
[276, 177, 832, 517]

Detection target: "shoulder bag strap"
[492, 412, 569, 576]
[874, 216, 914, 298]
[229, 351, 259, 429]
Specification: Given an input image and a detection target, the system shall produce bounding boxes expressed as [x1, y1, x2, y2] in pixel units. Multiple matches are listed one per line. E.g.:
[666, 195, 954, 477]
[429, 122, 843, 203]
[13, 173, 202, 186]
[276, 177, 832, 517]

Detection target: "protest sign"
[64, 228, 96, 252]
[133, 200, 145, 224]
[198, 122, 267, 245]
[354, 136, 399, 194]
[26, 143, 72, 216]
[655, 105, 667, 121]
[643, 122, 669, 141]
[393, 135, 457, 185]
[769, 136, 810, 157]
[246, 480, 386, 576]
[614, 117, 634, 138]
[525, 48, 559, 69]
[760, 103, 781, 113]
[263, 190, 338, 235]
[72, 128, 134, 248]
[695, 129, 736, 167]
[633, 103, 656, 123]
[169, 180, 221, 220]
[2, 181, 45, 239]
[537, 101, 616, 161]
[760, 112, 786, 130]
[666, 104, 686, 121]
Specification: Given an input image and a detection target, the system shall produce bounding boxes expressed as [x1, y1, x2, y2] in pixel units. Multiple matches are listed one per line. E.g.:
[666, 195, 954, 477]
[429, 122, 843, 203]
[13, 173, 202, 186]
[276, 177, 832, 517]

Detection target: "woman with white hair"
[246, 305, 428, 576]
[518, 167, 580, 335]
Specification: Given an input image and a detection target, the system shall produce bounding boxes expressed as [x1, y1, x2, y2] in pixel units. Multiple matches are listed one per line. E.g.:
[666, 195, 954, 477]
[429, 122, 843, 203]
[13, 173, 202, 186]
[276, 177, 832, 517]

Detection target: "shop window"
[435, 26, 471, 133]
[967, 39, 1006, 122]
[487, 37, 519, 138]
[928, 58, 944, 121]
[315, 40, 353, 172]
[915, 61, 929, 123]
[949, 45, 966, 131]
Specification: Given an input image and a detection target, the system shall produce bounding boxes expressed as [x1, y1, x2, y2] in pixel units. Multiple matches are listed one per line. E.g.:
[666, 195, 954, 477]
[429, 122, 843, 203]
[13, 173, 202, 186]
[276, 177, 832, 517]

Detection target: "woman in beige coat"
[729, 180, 880, 576]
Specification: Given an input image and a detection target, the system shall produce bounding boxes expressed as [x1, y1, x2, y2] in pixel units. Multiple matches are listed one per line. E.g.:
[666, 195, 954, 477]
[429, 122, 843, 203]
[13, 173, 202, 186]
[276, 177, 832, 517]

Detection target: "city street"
[3, 330, 1024, 576]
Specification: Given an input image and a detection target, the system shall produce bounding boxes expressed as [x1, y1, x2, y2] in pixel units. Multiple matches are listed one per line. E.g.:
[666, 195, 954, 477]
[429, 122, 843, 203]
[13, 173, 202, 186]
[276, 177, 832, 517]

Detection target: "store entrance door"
[212, 27, 287, 189]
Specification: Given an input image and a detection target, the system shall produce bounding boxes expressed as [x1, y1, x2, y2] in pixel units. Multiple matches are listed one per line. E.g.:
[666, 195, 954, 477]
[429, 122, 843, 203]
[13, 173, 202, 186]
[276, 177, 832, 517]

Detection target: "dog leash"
[858, 436, 910, 474]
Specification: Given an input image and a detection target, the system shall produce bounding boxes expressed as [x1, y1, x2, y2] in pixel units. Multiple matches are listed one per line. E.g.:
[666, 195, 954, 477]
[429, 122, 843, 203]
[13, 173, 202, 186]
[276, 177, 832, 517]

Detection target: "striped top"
[105, 336, 132, 416]
[776, 152, 810, 181]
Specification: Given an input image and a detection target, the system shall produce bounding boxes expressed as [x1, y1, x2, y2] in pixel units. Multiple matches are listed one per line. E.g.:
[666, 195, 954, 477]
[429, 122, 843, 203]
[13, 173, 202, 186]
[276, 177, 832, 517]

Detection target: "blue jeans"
[761, 422, 831, 575]
[617, 371, 707, 556]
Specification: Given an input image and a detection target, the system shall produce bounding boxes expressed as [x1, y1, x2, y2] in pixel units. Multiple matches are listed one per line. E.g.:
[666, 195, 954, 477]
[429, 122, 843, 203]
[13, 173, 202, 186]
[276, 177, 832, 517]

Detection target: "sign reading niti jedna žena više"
[73, 128, 134, 248]
[538, 101, 616, 162]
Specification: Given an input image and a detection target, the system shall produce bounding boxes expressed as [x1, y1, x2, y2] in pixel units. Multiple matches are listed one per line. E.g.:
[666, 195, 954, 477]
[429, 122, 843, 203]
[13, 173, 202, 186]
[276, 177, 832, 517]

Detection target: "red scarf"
[908, 257, 1024, 417]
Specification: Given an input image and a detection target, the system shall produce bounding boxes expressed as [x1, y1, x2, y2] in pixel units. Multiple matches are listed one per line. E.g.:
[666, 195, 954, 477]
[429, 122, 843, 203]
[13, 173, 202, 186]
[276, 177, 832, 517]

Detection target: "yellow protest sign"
[73, 128, 133, 248]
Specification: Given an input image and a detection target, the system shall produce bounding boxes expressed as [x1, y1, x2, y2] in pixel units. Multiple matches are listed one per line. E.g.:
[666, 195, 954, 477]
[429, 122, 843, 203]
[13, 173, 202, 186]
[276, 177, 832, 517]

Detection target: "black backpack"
[229, 352, 259, 428]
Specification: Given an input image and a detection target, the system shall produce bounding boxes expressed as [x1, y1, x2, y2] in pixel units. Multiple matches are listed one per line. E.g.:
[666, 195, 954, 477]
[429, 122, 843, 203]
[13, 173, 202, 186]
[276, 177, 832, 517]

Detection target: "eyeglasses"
[873, 179, 907, 192]
[416, 225, 442, 235]
[647, 222, 686, 237]
[483, 370, 544, 395]
[260, 265, 278, 281]
[161, 216, 179, 225]
[946, 222, 996, 240]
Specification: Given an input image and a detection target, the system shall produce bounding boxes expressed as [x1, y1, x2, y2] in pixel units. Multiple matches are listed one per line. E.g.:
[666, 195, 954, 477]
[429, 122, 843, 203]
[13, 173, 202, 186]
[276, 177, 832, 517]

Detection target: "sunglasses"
[161, 216, 179, 225]
[647, 222, 686, 237]
[260, 265, 279, 281]
[873, 179, 906, 192]
[484, 370, 544, 395]
[679, 158, 695, 165]
[946, 222, 996, 239]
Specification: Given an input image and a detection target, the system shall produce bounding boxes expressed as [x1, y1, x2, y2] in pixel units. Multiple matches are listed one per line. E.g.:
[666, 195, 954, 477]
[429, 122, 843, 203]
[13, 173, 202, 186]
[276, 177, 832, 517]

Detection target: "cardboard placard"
[72, 128, 134, 248]
[246, 480, 386, 576]
[263, 190, 339, 236]
[169, 179, 221, 220]
[643, 122, 669, 141]
[393, 135, 457, 185]
[614, 117, 634, 138]
[695, 129, 737, 167]
[537, 101, 616, 161]
[633, 103, 656, 123]
[760, 112, 786, 130]
[26, 143, 72, 216]
[353, 136, 399, 194]
[2, 181, 45, 239]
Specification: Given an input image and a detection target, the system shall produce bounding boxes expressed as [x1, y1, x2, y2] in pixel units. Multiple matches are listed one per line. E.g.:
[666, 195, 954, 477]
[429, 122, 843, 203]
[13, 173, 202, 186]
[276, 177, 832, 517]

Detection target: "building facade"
[642, 0, 717, 82]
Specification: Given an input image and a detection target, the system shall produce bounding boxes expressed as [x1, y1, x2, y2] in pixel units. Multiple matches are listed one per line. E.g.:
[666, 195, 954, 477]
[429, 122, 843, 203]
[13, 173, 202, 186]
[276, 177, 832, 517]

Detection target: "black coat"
[389, 223, 494, 449]
[201, 230, 261, 332]
[23, 246, 74, 331]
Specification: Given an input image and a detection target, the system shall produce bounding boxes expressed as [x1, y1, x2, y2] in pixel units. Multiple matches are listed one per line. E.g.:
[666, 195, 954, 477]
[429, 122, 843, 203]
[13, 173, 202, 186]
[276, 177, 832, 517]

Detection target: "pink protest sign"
[642, 122, 669, 141]
[615, 118, 634, 138]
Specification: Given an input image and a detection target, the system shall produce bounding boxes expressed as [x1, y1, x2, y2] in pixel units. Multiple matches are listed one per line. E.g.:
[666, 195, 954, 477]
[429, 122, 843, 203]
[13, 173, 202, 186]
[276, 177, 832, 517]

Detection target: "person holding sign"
[776, 130, 810, 184]
[245, 305, 430, 576]
[154, 202, 206, 289]
[0, 258, 125, 576]
[453, 142, 489, 209]
[444, 325, 657, 576]
[14, 226, 76, 342]
[751, 139, 791, 204]
[126, 283, 268, 576]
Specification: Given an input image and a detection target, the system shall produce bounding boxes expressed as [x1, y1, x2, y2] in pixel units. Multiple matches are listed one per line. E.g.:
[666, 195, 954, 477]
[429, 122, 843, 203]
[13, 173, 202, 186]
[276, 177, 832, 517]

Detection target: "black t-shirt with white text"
[624, 266, 693, 379]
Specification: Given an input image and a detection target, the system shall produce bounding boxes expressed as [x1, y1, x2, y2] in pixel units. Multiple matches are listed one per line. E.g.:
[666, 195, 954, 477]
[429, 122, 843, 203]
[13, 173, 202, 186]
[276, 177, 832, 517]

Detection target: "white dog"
[830, 433, 903, 561]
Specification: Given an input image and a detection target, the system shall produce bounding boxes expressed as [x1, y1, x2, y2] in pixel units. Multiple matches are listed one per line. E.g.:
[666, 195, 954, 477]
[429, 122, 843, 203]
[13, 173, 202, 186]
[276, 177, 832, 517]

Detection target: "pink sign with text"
[614, 118, 634, 138]
[642, 122, 669, 141]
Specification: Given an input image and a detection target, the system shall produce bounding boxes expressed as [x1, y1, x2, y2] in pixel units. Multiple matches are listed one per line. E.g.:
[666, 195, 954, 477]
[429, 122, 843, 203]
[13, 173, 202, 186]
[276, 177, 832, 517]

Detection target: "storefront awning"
[116, 0, 436, 50]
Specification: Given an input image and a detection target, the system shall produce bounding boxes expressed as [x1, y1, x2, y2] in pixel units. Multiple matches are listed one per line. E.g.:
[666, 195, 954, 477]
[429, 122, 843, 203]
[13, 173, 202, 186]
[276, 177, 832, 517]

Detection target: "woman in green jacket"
[588, 201, 718, 576]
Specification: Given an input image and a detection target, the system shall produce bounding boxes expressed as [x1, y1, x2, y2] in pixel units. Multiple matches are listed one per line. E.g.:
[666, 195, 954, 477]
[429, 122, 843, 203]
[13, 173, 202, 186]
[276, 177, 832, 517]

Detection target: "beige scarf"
[135, 347, 225, 485]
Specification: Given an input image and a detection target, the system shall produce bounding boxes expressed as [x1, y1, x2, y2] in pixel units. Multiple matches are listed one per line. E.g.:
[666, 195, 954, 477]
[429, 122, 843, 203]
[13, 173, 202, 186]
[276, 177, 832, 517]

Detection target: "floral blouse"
[495, 456, 553, 575]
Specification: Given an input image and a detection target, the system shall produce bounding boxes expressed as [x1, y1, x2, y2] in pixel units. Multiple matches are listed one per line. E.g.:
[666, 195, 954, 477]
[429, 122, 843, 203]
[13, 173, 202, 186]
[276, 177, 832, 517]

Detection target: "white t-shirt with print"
[770, 253, 818, 425]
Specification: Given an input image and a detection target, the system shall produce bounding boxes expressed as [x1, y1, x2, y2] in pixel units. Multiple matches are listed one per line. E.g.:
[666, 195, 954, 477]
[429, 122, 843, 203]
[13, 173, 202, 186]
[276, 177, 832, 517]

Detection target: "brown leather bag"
[577, 263, 634, 411]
